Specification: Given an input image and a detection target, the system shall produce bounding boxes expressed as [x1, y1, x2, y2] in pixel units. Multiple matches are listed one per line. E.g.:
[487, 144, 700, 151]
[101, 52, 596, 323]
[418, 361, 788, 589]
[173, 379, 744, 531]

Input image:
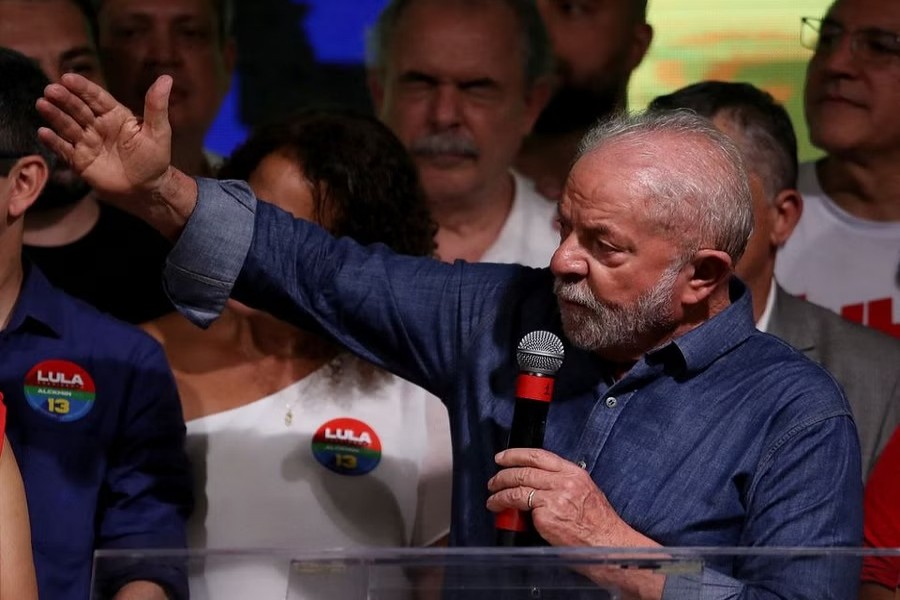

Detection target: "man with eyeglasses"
[775, 0, 900, 340]
[0, 47, 192, 600]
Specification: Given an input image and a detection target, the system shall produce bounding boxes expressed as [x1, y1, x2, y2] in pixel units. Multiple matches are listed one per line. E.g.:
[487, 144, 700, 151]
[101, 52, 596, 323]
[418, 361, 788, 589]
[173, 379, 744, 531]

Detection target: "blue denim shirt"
[1, 265, 192, 600]
[165, 179, 862, 599]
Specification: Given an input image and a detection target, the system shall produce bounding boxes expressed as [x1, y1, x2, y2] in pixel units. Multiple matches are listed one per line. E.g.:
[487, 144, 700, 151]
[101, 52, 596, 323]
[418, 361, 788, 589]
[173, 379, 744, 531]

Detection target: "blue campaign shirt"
[165, 178, 863, 599]
[0, 264, 192, 600]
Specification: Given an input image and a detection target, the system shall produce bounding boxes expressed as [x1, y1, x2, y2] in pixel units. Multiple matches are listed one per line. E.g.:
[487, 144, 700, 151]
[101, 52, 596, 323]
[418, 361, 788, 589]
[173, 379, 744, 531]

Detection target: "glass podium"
[91, 546, 898, 600]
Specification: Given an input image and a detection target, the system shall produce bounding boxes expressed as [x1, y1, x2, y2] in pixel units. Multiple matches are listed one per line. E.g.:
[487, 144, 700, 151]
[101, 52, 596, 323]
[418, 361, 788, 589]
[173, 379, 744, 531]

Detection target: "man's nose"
[429, 84, 463, 129]
[815, 32, 862, 77]
[549, 232, 588, 279]
[146, 28, 180, 66]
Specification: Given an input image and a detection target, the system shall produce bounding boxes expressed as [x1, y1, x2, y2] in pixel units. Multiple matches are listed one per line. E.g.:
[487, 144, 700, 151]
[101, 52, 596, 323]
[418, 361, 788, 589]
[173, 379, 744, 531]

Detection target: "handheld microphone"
[495, 330, 565, 547]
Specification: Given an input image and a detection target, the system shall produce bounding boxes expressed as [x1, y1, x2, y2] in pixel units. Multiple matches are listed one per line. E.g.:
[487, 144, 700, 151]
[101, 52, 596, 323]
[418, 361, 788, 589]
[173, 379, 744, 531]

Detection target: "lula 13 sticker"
[312, 417, 382, 476]
[23, 360, 96, 422]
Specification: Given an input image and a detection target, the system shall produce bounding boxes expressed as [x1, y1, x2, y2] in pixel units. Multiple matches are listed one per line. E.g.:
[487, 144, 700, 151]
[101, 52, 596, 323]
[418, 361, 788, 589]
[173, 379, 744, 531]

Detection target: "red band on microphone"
[495, 507, 528, 532]
[515, 373, 554, 403]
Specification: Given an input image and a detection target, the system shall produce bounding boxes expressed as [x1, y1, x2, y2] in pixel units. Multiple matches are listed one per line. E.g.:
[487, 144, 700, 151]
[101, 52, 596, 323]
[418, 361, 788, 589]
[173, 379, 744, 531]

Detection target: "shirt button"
[605, 396, 618, 408]
[577, 459, 587, 469]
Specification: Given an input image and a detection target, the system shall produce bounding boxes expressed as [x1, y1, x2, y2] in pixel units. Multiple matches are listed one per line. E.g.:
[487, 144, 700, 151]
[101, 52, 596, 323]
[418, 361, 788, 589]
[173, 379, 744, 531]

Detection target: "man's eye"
[178, 26, 211, 40]
[111, 25, 141, 39]
[557, 0, 591, 18]
[863, 34, 900, 56]
[817, 28, 842, 50]
[65, 61, 98, 75]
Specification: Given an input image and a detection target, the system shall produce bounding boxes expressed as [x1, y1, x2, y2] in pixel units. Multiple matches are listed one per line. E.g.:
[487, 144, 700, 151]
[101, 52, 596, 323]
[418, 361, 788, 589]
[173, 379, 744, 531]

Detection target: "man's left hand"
[486, 448, 653, 548]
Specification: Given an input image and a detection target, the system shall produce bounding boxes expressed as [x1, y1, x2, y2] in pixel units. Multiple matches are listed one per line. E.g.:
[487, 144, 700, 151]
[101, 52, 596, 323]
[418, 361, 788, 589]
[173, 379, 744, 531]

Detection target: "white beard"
[554, 264, 681, 353]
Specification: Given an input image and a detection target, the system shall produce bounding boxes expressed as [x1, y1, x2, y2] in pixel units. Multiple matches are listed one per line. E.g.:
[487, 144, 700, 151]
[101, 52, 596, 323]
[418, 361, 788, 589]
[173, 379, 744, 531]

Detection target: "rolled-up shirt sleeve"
[163, 178, 257, 327]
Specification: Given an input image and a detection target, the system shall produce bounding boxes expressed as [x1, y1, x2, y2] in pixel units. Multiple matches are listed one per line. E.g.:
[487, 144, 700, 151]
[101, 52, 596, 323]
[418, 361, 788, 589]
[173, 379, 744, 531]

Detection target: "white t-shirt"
[775, 161, 900, 338]
[184, 355, 452, 599]
[481, 171, 559, 268]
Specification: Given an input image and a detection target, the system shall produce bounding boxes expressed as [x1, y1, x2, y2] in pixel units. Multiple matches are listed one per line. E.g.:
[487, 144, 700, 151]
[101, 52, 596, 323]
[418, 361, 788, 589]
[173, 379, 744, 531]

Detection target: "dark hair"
[628, 0, 649, 23]
[648, 81, 798, 199]
[0, 47, 54, 166]
[219, 110, 437, 257]
[92, 0, 234, 43]
[367, 0, 554, 86]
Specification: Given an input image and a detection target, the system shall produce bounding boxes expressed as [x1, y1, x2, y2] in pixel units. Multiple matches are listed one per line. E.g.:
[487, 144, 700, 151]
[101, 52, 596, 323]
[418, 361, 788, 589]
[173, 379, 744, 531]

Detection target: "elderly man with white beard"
[38, 71, 861, 599]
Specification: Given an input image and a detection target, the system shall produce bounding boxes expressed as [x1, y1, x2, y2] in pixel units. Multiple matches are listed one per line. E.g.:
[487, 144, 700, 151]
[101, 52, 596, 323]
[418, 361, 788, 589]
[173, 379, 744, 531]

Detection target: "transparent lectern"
[91, 546, 897, 599]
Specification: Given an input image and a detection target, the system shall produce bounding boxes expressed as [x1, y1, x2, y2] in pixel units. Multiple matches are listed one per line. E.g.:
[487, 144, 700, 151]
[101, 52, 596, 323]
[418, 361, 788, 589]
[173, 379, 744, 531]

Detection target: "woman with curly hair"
[142, 110, 450, 599]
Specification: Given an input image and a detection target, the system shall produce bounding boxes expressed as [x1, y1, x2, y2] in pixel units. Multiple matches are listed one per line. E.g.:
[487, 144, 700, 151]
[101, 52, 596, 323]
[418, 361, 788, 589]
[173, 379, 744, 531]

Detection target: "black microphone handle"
[496, 397, 551, 547]
[507, 397, 550, 449]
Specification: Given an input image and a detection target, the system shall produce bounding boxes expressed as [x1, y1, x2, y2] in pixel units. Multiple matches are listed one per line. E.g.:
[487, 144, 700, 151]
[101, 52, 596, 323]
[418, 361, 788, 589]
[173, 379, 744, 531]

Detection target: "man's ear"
[769, 188, 803, 248]
[678, 248, 733, 306]
[6, 156, 49, 219]
[625, 22, 653, 73]
[523, 75, 554, 134]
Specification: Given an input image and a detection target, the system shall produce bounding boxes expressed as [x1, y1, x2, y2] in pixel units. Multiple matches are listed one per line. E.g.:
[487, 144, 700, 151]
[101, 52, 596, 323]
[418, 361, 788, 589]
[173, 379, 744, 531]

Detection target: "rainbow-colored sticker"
[312, 417, 382, 476]
[23, 360, 96, 422]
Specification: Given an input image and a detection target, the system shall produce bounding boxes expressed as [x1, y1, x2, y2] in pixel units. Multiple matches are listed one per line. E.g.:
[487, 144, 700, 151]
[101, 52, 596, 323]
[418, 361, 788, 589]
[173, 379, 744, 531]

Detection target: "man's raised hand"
[36, 73, 197, 239]
[37, 73, 173, 203]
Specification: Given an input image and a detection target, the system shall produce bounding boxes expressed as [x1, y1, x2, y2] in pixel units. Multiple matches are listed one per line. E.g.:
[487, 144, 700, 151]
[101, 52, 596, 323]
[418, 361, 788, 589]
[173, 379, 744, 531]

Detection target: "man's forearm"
[142, 167, 199, 242]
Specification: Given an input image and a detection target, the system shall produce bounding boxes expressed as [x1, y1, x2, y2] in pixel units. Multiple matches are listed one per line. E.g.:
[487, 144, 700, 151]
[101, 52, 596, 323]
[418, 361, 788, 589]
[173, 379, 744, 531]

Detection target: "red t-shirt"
[863, 426, 900, 589]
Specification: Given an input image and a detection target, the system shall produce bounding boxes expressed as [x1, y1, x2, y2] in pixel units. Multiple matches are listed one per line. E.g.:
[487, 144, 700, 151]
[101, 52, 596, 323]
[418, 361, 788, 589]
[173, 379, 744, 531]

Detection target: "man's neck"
[817, 153, 900, 221]
[0, 255, 24, 331]
[23, 193, 100, 247]
[431, 172, 515, 263]
[741, 263, 776, 324]
[515, 131, 583, 199]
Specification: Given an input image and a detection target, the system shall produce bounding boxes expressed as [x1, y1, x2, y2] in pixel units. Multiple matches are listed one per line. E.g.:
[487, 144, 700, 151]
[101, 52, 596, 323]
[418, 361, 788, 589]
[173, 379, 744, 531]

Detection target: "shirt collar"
[755, 277, 777, 333]
[6, 262, 66, 338]
[644, 277, 757, 377]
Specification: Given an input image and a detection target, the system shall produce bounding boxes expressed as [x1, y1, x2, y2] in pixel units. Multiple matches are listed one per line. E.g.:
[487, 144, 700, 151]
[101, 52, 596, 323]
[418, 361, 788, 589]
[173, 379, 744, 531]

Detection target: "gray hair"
[577, 110, 754, 266]
[366, 0, 554, 87]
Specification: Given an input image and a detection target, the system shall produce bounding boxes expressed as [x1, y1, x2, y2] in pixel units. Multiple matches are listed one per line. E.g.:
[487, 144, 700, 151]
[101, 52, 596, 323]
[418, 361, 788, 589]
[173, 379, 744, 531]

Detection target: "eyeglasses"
[801, 17, 900, 65]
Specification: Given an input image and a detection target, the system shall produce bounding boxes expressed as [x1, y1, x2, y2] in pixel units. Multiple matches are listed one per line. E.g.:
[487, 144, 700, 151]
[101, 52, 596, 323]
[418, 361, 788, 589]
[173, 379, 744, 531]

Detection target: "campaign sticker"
[312, 417, 382, 476]
[23, 360, 96, 422]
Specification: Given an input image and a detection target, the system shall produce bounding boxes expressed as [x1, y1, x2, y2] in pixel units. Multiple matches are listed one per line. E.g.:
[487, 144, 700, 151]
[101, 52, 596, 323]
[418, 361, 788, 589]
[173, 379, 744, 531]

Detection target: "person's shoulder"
[511, 170, 557, 213]
[744, 328, 850, 410]
[778, 290, 900, 350]
[56, 288, 169, 359]
[784, 293, 900, 367]
[140, 311, 193, 347]
[797, 160, 825, 198]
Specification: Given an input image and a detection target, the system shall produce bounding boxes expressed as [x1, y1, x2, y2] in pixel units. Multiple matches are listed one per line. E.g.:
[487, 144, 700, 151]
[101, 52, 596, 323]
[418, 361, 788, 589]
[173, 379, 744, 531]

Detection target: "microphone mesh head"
[517, 331, 565, 375]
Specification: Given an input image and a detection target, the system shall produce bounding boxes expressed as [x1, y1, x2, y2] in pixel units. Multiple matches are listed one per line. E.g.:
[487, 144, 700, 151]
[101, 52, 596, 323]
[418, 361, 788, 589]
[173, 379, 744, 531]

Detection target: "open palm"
[37, 73, 173, 204]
